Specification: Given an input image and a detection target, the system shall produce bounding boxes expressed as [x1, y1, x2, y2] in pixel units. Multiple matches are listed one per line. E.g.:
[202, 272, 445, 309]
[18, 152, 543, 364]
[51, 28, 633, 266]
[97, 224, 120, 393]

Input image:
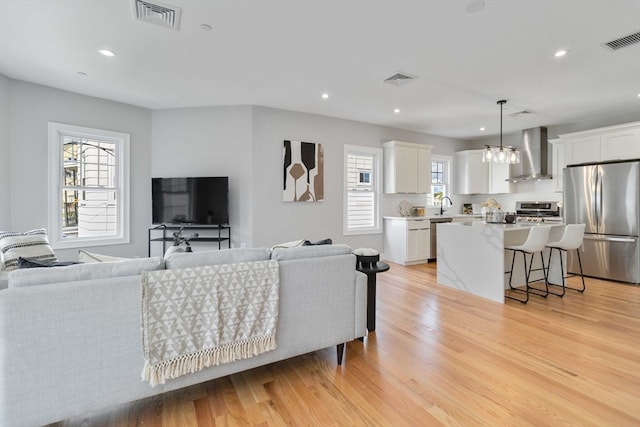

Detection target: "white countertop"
[384, 214, 483, 220]
[445, 220, 565, 230]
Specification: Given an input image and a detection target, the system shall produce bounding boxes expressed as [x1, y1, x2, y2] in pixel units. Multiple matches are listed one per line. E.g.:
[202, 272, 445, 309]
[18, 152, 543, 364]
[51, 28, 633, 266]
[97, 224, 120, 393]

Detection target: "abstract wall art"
[283, 140, 324, 202]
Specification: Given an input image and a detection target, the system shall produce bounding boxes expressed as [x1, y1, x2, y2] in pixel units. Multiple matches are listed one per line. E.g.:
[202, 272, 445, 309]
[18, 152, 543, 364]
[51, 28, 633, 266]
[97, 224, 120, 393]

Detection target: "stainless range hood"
[509, 126, 552, 182]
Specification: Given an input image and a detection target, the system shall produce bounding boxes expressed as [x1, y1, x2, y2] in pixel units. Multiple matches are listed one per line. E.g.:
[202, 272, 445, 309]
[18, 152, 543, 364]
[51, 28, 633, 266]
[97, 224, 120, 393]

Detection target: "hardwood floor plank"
[50, 261, 640, 426]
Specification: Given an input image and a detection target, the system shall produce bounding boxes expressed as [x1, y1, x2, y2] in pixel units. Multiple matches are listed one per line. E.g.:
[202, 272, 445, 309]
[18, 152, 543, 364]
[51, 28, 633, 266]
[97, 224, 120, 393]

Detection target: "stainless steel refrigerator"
[563, 160, 640, 283]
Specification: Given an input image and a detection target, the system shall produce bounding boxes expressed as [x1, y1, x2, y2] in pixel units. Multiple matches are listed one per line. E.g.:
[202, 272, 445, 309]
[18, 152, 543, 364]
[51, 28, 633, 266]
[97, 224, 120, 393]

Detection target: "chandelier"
[482, 100, 520, 164]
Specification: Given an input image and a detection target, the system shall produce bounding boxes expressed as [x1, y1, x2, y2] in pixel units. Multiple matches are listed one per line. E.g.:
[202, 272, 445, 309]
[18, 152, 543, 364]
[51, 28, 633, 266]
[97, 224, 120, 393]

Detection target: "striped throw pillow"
[0, 229, 58, 271]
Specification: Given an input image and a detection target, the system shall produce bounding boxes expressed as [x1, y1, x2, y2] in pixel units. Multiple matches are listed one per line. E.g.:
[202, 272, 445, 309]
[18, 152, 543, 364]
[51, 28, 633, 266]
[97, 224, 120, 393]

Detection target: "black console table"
[148, 224, 231, 256]
[355, 257, 390, 332]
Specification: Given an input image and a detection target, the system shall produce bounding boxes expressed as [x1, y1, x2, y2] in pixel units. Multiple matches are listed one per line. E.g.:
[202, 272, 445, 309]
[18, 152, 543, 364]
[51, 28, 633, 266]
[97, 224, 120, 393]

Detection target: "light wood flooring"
[52, 262, 640, 427]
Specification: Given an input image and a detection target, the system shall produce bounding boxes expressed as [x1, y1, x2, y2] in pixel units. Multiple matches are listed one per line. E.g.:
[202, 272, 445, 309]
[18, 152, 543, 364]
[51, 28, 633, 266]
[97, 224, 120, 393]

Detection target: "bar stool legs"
[545, 224, 587, 297]
[504, 225, 551, 304]
[546, 247, 586, 297]
[505, 249, 549, 304]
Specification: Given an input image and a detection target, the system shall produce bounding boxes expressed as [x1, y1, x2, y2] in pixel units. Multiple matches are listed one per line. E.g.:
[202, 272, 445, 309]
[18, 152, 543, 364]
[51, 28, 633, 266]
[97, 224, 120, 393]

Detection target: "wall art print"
[283, 140, 324, 202]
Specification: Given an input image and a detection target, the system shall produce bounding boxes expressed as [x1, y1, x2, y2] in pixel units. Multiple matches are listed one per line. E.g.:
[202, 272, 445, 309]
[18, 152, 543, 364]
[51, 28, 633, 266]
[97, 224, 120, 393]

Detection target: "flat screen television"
[152, 177, 229, 225]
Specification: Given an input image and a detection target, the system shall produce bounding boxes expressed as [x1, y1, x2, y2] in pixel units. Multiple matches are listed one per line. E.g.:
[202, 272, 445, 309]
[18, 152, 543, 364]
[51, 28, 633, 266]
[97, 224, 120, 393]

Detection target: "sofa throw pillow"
[302, 238, 333, 246]
[270, 244, 352, 261]
[270, 239, 306, 250]
[78, 249, 128, 263]
[17, 257, 81, 269]
[0, 229, 58, 271]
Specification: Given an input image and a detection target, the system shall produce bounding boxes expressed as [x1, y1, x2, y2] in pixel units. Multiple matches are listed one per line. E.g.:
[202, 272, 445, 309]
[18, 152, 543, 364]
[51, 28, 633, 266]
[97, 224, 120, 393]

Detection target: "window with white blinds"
[48, 122, 130, 248]
[344, 145, 381, 235]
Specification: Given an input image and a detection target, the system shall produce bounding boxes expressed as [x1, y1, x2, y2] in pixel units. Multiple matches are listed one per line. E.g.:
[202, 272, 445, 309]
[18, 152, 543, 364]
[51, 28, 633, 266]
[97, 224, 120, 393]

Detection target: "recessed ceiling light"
[321, 93, 329, 99]
[480, 127, 486, 131]
[200, 24, 212, 31]
[99, 49, 116, 57]
[554, 49, 568, 57]
[394, 108, 400, 114]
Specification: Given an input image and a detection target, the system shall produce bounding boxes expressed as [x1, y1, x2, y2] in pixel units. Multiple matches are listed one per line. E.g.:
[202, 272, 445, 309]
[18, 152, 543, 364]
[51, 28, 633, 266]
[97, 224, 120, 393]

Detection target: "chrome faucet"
[440, 196, 453, 215]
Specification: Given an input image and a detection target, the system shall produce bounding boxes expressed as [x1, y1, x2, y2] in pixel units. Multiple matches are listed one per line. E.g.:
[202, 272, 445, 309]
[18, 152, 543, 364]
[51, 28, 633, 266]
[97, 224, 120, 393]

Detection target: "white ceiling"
[1, 0, 639, 139]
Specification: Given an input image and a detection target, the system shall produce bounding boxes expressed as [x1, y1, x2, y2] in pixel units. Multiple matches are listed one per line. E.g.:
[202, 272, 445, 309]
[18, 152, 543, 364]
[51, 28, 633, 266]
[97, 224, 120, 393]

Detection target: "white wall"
[0, 74, 9, 229]
[151, 106, 253, 248]
[6, 79, 152, 260]
[250, 106, 468, 250]
[149, 105, 468, 252]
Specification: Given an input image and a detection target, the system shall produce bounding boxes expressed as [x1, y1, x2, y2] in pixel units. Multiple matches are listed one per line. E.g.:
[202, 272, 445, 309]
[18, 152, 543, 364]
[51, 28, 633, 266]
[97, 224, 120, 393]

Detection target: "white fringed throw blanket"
[141, 260, 279, 386]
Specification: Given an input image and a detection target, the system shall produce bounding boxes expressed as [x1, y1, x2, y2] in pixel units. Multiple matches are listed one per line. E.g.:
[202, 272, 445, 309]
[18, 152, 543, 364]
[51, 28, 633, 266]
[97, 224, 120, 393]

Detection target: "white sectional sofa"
[0, 244, 367, 427]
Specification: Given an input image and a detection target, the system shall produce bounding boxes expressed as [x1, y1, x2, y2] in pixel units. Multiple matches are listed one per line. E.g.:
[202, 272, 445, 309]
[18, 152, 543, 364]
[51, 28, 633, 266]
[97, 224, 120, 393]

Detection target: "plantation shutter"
[346, 153, 375, 229]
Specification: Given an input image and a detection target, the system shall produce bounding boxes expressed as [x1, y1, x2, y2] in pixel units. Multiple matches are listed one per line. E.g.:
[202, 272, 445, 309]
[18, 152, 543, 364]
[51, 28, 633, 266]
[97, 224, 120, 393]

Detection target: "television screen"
[152, 177, 229, 225]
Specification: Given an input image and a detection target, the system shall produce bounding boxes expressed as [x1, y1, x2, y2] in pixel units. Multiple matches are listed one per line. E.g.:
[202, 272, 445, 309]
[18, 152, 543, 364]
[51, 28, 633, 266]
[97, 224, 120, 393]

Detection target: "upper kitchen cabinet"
[601, 127, 640, 161]
[560, 121, 640, 166]
[455, 149, 511, 195]
[549, 138, 564, 192]
[383, 141, 433, 193]
[455, 150, 486, 194]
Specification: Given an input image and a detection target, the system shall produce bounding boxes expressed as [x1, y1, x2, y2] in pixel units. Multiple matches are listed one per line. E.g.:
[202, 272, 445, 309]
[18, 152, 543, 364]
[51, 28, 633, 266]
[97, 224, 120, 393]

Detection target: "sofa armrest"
[354, 271, 368, 338]
[0, 276, 151, 427]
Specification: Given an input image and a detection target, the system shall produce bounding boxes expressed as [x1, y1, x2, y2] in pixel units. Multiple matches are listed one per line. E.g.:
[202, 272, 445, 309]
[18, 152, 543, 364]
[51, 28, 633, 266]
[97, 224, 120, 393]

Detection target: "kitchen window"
[429, 155, 451, 206]
[343, 145, 382, 235]
[48, 122, 130, 248]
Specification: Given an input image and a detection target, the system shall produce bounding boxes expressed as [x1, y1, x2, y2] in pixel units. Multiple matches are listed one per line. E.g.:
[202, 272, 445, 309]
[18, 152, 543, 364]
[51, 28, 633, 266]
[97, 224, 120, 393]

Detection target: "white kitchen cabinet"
[549, 138, 565, 192]
[601, 127, 640, 161]
[383, 218, 430, 265]
[455, 150, 486, 194]
[560, 121, 640, 166]
[455, 149, 511, 195]
[383, 141, 433, 194]
[488, 161, 511, 194]
[417, 148, 432, 194]
[564, 134, 601, 165]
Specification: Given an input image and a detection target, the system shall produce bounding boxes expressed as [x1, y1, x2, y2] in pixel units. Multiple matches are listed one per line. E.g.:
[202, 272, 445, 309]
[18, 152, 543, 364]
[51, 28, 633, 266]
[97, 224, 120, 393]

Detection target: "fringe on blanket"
[142, 333, 276, 387]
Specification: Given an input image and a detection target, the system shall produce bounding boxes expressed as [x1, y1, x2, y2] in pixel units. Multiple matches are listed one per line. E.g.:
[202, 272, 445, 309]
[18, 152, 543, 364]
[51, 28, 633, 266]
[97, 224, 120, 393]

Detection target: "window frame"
[48, 122, 130, 249]
[343, 144, 382, 236]
[428, 154, 452, 207]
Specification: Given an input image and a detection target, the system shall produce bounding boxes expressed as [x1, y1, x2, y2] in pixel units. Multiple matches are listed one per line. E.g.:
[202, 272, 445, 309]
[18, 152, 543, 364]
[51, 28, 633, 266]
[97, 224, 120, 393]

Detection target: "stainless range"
[515, 201, 562, 223]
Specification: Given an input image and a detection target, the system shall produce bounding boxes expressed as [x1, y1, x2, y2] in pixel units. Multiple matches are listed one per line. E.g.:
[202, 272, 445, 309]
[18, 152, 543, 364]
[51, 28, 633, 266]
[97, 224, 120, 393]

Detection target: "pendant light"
[482, 100, 520, 164]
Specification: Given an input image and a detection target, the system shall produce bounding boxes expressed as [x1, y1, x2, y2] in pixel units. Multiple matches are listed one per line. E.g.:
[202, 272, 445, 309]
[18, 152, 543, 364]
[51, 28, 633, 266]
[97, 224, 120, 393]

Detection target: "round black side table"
[355, 257, 390, 332]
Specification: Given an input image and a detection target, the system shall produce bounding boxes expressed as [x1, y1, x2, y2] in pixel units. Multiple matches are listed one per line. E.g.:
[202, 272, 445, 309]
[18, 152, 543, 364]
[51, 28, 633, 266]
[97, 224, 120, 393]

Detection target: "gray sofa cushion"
[8, 256, 165, 288]
[165, 248, 271, 269]
[78, 249, 129, 263]
[0, 271, 8, 290]
[270, 244, 352, 261]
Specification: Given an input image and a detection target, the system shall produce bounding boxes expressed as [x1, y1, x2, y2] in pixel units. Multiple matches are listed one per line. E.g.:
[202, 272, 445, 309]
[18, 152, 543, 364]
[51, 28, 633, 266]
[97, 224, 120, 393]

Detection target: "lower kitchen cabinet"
[383, 217, 430, 265]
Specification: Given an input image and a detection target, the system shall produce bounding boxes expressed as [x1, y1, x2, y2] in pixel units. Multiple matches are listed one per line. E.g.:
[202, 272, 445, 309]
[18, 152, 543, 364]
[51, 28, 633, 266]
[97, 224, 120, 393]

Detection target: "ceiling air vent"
[383, 72, 418, 86]
[132, 0, 181, 30]
[604, 30, 640, 50]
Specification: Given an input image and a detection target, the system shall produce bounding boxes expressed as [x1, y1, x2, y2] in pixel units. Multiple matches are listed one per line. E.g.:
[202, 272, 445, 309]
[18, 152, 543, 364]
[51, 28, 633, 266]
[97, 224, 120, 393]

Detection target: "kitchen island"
[437, 221, 565, 303]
